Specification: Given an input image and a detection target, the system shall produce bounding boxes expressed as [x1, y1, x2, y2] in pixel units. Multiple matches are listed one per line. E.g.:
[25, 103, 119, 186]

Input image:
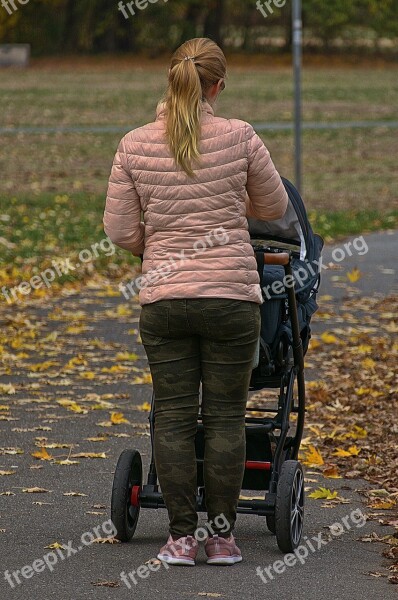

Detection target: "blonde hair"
[162, 38, 227, 177]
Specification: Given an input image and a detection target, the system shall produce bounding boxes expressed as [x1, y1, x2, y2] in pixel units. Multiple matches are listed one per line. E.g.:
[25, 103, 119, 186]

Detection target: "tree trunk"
[203, 0, 225, 47]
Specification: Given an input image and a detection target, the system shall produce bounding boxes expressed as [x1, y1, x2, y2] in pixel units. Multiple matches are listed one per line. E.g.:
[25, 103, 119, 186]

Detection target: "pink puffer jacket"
[104, 101, 288, 305]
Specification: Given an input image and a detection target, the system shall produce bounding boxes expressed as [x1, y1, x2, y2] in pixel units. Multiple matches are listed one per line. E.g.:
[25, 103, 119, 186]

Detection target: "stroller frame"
[111, 248, 307, 553]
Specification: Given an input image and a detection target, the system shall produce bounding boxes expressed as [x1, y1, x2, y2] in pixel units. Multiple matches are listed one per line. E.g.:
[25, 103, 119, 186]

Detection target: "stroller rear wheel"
[275, 460, 304, 552]
[266, 515, 276, 534]
[111, 449, 142, 542]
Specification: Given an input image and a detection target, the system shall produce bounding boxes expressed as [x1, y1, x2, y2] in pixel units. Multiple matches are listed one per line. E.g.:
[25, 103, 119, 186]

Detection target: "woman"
[104, 38, 288, 566]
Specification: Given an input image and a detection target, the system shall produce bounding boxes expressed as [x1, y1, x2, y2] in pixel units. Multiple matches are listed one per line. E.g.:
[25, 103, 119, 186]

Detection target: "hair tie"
[183, 56, 196, 62]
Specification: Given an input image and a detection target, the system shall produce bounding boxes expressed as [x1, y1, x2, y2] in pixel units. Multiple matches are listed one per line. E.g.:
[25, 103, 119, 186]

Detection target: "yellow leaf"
[355, 387, 371, 396]
[0, 405, 10, 411]
[320, 332, 338, 344]
[132, 373, 152, 384]
[351, 426, 368, 439]
[63, 492, 87, 497]
[110, 412, 129, 425]
[85, 436, 108, 442]
[309, 338, 321, 350]
[322, 465, 342, 479]
[136, 402, 151, 412]
[80, 371, 95, 380]
[66, 324, 88, 334]
[0, 383, 16, 395]
[53, 459, 79, 465]
[29, 361, 58, 372]
[71, 452, 107, 459]
[65, 355, 88, 368]
[356, 344, 372, 354]
[302, 445, 324, 466]
[44, 542, 64, 549]
[308, 487, 338, 500]
[31, 447, 53, 461]
[333, 448, 352, 457]
[101, 365, 129, 374]
[0, 470, 16, 476]
[361, 358, 375, 369]
[22, 487, 51, 493]
[116, 304, 133, 317]
[333, 446, 361, 457]
[115, 352, 139, 361]
[57, 399, 88, 414]
[368, 499, 396, 510]
[347, 267, 362, 283]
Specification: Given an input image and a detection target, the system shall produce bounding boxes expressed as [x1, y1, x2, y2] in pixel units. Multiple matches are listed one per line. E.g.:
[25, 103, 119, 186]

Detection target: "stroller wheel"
[266, 515, 276, 534]
[111, 449, 142, 542]
[275, 460, 304, 552]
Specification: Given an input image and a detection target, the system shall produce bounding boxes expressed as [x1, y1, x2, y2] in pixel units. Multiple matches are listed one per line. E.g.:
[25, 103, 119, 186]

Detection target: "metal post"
[292, 0, 302, 193]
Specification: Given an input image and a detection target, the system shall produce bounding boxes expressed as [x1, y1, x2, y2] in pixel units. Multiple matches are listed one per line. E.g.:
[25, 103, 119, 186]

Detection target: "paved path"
[0, 231, 396, 600]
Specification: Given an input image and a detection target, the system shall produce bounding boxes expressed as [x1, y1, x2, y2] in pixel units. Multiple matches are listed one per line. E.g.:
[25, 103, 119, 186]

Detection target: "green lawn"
[0, 60, 397, 293]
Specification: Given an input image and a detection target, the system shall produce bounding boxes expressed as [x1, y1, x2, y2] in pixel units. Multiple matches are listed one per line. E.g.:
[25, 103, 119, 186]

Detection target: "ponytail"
[162, 38, 227, 177]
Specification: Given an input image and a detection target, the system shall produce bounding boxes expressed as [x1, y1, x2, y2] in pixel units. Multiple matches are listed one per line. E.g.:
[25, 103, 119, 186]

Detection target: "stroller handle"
[263, 252, 290, 266]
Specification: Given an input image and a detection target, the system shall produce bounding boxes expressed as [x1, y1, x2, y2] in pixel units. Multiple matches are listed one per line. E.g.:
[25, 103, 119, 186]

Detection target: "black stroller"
[111, 178, 324, 553]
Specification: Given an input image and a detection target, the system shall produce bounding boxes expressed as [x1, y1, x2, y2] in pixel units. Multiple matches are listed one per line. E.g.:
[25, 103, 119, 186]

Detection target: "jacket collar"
[156, 99, 214, 121]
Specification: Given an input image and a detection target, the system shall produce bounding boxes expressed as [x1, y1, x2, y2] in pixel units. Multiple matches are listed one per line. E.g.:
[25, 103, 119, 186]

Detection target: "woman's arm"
[245, 124, 288, 221]
[103, 137, 145, 256]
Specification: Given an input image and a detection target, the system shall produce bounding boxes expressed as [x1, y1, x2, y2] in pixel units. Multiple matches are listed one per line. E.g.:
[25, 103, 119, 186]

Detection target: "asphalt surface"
[0, 230, 397, 600]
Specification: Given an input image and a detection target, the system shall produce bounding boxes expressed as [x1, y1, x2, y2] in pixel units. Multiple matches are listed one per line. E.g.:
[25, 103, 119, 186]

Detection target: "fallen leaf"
[308, 487, 338, 500]
[347, 267, 362, 283]
[322, 465, 342, 479]
[71, 452, 107, 459]
[22, 487, 51, 493]
[31, 447, 53, 461]
[110, 412, 129, 425]
[136, 401, 151, 412]
[91, 580, 120, 588]
[302, 445, 324, 466]
[321, 332, 339, 344]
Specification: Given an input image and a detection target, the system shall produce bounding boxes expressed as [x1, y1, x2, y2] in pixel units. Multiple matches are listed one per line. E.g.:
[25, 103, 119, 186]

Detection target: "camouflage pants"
[139, 298, 261, 538]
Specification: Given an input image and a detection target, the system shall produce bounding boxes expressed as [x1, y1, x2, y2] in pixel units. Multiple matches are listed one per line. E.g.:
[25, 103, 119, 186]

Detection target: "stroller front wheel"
[275, 460, 304, 552]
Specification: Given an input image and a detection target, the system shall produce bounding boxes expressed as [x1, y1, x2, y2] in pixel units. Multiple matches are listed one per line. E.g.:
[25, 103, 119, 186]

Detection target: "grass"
[0, 58, 397, 291]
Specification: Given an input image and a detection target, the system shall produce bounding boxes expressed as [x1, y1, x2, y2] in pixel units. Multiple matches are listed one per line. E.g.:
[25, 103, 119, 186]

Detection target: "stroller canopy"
[248, 177, 321, 262]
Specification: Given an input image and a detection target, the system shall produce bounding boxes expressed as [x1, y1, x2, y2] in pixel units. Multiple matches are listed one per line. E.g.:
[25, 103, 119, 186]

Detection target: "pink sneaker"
[205, 534, 242, 565]
[157, 535, 198, 566]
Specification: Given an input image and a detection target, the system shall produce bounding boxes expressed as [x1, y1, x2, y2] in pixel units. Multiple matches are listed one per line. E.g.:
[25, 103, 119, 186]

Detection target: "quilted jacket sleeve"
[103, 137, 145, 255]
[245, 124, 288, 221]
